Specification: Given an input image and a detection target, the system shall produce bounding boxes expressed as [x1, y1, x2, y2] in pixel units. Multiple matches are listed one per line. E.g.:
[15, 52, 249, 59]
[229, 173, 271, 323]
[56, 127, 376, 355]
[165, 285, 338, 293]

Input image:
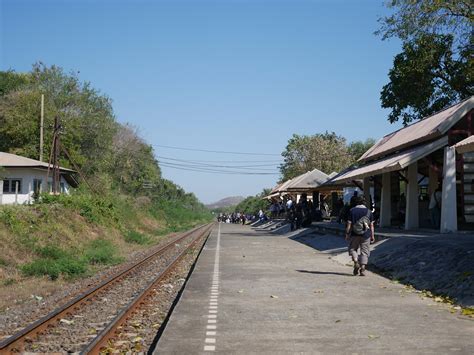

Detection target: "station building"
[0, 152, 78, 205]
[327, 96, 474, 233]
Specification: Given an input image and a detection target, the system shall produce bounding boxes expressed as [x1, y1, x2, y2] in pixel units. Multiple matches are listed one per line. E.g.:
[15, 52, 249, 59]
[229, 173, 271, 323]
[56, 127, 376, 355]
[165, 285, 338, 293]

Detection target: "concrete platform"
[154, 223, 474, 354]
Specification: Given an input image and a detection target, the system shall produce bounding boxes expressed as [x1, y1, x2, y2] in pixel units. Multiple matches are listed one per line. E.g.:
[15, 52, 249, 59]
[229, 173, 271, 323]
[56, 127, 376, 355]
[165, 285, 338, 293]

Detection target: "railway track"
[0, 223, 213, 354]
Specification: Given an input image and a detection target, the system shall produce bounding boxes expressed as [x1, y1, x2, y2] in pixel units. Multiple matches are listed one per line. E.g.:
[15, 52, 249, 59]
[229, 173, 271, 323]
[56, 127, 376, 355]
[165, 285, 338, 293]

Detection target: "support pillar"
[441, 146, 458, 233]
[380, 172, 392, 227]
[405, 162, 419, 229]
[363, 177, 371, 206]
[312, 191, 320, 210]
[0, 180, 3, 205]
[428, 165, 438, 195]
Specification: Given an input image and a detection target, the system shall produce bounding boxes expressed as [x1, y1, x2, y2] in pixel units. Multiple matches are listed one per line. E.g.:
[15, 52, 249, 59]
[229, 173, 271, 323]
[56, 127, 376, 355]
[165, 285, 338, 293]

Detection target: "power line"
[157, 156, 281, 169]
[156, 155, 283, 163]
[154, 144, 281, 156]
[159, 162, 279, 175]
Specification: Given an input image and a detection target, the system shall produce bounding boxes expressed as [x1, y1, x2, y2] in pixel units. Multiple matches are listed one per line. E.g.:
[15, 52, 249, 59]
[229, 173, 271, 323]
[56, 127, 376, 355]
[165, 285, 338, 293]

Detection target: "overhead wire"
[156, 155, 283, 164]
[159, 162, 279, 175]
[157, 156, 281, 169]
[154, 144, 281, 156]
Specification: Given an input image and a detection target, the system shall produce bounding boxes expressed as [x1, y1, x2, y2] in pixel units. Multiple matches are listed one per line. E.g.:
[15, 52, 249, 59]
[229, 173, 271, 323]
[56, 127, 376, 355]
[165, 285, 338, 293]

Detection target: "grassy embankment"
[0, 190, 211, 308]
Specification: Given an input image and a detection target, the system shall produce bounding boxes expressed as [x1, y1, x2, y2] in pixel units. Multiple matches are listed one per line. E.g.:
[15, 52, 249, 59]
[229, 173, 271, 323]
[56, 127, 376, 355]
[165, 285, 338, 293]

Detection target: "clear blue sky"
[1, 0, 403, 204]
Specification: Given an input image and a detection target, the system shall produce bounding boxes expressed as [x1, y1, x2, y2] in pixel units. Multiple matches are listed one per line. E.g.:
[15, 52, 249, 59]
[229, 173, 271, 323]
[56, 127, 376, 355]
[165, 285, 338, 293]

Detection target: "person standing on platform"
[429, 186, 442, 229]
[345, 196, 375, 276]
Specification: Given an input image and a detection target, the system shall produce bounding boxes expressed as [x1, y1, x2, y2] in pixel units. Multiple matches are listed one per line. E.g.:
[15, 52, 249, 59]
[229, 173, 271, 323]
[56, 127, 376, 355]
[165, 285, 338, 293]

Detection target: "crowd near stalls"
[264, 97, 474, 233]
[217, 212, 248, 225]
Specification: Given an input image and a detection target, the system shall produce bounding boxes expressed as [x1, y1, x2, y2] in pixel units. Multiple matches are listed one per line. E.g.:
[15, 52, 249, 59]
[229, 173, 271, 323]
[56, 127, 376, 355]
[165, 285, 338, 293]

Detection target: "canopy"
[332, 136, 448, 183]
[455, 136, 474, 154]
[286, 168, 329, 192]
[359, 97, 473, 163]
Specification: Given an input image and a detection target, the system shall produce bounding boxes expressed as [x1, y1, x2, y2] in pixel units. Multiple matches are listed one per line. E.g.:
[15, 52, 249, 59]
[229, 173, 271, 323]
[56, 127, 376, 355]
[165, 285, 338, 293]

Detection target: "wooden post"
[40, 94, 44, 162]
[28, 181, 32, 204]
[380, 173, 392, 227]
[14, 181, 19, 205]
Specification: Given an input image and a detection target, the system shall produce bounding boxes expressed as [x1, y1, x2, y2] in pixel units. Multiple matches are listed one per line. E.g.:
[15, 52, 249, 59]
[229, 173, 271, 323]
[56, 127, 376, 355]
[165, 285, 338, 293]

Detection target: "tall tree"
[279, 132, 352, 181]
[377, 0, 473, 125]
[348, 138, 376, 162]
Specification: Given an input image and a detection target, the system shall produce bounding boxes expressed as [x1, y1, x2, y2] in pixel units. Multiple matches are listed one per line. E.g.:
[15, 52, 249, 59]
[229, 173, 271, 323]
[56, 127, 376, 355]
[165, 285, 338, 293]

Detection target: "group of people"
[217, 212, 247, 225]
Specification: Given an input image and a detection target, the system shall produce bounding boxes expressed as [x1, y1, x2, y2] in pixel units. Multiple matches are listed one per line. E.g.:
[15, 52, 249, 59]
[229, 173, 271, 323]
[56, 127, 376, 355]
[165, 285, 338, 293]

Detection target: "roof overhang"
[455, 136, 474, 154]
[332, 136, 448, 184]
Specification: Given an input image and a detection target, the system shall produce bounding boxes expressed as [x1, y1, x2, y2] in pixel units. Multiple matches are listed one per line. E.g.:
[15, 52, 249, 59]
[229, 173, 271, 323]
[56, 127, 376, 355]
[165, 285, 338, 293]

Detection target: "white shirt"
[429, 191, 442, 209]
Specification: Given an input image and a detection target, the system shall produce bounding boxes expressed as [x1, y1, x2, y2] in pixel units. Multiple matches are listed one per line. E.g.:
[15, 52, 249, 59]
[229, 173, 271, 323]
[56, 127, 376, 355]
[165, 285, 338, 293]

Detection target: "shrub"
[84, 239, 122, 265]
[21, 257, 87, 280]
[125, 230, 150, 245]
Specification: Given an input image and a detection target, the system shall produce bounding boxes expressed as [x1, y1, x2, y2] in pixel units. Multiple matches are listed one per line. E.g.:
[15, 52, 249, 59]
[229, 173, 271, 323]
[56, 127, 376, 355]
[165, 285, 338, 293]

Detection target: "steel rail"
[82, 224, 213, 354]
[0, 223, 212, 354]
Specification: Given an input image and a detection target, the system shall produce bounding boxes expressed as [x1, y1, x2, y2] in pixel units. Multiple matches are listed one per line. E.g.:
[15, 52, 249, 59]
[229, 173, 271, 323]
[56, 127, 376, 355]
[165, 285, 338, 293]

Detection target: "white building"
[0, 152, 78, 205]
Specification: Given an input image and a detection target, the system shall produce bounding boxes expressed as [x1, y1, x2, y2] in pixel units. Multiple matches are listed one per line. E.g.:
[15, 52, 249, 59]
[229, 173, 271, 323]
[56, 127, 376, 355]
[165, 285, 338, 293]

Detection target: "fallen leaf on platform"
[88, 328, 97, 335]
[335, 320, 341, 323]
[238, 289, 244, 293]
[368, 334, 380, 339]
[133, 337, 143, 343]
[60, 319, 74, 325]
[434, 297, 443, 302]
[270, 295, 279, 299]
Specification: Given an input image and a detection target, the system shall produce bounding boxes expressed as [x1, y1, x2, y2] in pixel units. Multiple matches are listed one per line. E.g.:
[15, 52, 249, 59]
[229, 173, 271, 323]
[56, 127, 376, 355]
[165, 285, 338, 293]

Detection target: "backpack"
[352, 209, 371, 235]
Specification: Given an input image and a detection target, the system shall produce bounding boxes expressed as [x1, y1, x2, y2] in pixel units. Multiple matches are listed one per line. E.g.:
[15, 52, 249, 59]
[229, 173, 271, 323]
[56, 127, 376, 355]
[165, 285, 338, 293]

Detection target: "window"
[33, 179, 43, 194]
[2, 179, 22, 194]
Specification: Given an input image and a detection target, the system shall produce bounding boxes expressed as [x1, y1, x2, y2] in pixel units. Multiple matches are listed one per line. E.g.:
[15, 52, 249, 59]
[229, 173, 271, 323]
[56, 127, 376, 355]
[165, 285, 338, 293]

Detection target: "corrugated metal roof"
[286, 168, 330, 191]
[333, 136, 448, 183]
[359, 97, 474, 163]
[455, 135, 474, 154]
[0, 152, 76, 173]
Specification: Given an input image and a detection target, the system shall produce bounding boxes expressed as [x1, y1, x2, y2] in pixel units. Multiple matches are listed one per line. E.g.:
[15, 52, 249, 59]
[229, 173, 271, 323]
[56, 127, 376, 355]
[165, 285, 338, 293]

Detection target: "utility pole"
[51, 116, 61, 194]
[40, 94, 44, 162]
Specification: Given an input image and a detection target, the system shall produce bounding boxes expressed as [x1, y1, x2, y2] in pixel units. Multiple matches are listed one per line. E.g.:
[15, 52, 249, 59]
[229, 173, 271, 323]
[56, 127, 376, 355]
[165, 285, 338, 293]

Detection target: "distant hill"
[206, 196, 245, 210]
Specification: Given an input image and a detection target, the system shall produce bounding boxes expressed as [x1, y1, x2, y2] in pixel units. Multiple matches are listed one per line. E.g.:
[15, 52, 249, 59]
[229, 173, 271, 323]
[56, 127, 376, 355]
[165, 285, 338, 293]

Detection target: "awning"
[286, 168, 329, 192]
[261, 192, 281, 200]
[332, 136, 448, 183]
[455, 136, 474, 154]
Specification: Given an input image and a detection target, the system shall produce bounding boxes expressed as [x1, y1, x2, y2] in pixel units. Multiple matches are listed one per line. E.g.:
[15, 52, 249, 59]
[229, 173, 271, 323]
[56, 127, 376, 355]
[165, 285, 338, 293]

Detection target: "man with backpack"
[344, 195, 375, 276]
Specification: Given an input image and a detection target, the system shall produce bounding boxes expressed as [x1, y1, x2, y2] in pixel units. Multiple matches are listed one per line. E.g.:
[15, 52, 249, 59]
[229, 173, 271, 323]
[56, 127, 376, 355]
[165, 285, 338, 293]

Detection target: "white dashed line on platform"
[204, 223, 221, 352]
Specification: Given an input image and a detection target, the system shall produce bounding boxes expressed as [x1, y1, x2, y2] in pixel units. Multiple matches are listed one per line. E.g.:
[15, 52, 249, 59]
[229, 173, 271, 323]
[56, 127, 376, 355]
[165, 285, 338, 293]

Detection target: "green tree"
[0, 63, 117, 175]
[348, 138, 376, 162]
[279, 132, 352, 181]
[377, 0, 473, 125]
[234, 189, 271, 215]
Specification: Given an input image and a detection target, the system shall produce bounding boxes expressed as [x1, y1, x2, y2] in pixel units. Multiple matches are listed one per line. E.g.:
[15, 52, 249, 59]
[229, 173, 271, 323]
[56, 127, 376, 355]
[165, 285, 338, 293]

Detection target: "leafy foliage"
[279, 132, 374, 181]
[125, 230, 150, 245]
[348, 138, 377, 162]
[233, 189, 271, 215]
[377, 0, 473, 125]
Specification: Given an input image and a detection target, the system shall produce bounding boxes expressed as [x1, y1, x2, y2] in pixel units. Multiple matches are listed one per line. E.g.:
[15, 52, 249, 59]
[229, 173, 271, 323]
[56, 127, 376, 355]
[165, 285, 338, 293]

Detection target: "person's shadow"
[296, 269, 352, 277]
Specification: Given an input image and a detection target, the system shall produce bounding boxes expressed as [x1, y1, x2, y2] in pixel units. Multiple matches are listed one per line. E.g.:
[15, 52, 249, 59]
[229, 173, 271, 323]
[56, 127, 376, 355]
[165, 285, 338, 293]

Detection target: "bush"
[21, 257, 87, 280]
[21, 240, 122, 279]
[84, 239, 122, 265]
[124, 230, 150, 244]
